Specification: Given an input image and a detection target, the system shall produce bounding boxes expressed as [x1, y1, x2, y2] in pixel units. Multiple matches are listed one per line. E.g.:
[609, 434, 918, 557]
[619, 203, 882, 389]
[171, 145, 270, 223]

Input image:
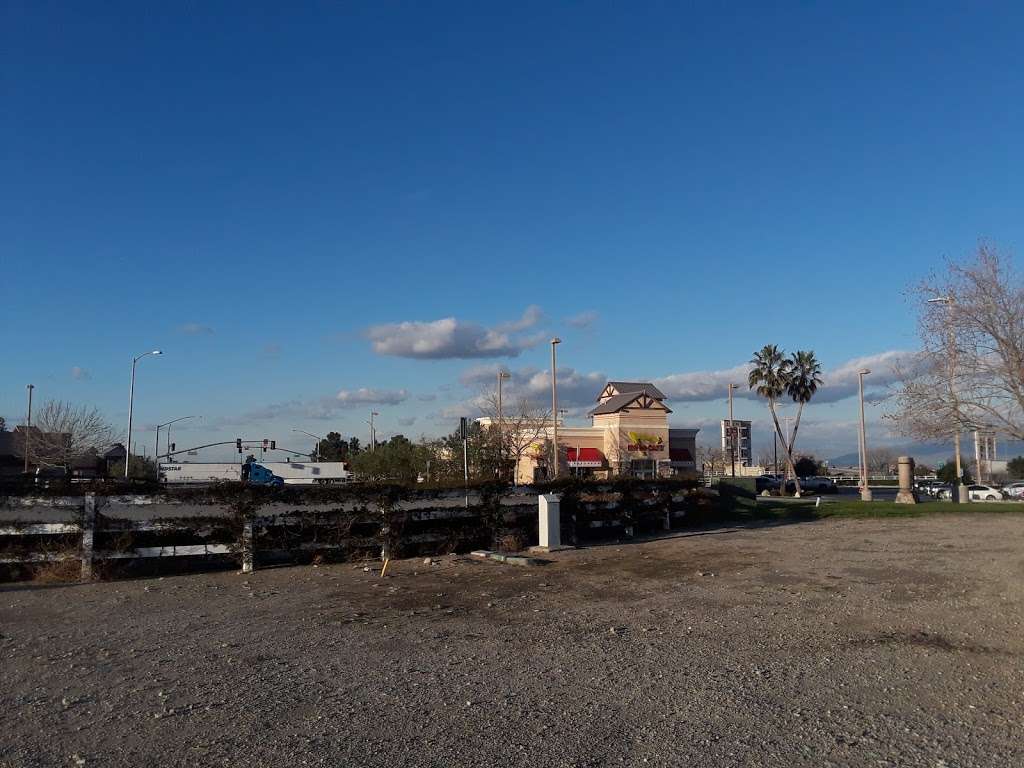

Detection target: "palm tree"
[784, 350, 823, 494]
[748, 345, 799, 487]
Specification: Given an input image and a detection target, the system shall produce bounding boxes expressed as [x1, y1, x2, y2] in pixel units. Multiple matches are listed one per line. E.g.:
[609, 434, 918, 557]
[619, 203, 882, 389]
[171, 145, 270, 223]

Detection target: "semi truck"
[159, 461, 350, 486]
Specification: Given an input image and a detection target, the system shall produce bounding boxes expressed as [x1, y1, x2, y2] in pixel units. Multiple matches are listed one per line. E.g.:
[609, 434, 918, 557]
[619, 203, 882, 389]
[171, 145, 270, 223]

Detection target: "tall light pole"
[857, 368, 872, 501]
[368, 411, 379, 453]
[24, 384, 34, 474]
[727, 383, 738, 477]
[497, 370, 510, 480]
[293, 429, 324, 462]
[928, 295, 967, 502]
[126, 350, 162, 478]
[550, 338, 561, 479]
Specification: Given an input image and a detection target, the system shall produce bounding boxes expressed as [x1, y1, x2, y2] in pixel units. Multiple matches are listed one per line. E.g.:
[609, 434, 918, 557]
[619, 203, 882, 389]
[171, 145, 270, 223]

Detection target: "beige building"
[484, 381, 699, 483]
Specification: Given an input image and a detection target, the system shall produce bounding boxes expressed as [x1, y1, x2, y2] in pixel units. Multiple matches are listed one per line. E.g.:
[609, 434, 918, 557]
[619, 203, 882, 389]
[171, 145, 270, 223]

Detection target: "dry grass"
[32, 558, 81, 583]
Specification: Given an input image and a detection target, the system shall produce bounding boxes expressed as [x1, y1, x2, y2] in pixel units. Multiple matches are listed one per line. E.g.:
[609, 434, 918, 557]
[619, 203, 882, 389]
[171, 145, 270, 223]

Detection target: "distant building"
[721, 419, 752, 467]
[0, 428, 125, 479]
[480, 381, 700, 482]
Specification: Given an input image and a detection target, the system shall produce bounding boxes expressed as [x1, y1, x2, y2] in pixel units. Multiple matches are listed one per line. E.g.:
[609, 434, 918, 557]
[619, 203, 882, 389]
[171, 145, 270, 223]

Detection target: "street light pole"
[24, 384, 34, 474]
[125, 350, 162, 478]
[928, 295, 967, 503]
[857, 368, 872, 501]
[292, 429, 324, 462]
[368, 412, 379, 453]
[497, 370, 510, 481]
[727, 383, 738, 477]
[550, 338, 561, 479]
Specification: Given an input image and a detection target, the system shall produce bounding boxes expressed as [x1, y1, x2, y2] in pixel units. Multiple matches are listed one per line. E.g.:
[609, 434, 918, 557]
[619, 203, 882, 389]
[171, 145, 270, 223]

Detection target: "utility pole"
[773, 430, 777, 479]
[368, 411, 379, 453]
[857, 368, 872, 501]
[727, 383, 738, 477]
[550, 338, 561, 479]
[973, 429, 982, 484]
[497, 370, 510, 481]
[24, 384, 34, 474]
[928, 295, 967, 502]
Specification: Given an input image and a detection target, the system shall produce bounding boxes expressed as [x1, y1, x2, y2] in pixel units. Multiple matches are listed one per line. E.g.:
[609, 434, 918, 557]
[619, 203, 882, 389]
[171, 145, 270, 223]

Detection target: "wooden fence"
[0, 480, 704, 582]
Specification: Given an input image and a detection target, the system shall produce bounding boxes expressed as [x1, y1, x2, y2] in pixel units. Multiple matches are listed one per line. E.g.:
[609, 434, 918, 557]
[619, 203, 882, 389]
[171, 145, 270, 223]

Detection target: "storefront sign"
[625, 432, 665, 453]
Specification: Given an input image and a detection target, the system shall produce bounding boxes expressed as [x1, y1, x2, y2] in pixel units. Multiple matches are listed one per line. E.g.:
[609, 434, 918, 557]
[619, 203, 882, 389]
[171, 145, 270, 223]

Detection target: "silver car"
[1001, 481, 1024, 499]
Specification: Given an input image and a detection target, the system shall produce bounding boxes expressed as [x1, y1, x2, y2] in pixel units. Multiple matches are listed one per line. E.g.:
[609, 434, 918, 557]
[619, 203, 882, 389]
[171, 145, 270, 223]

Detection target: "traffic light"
[270, 440, 276, 450]
[236, 439, 242, 454]
[170, 443, 175, 453]
[460, 417, 468, 441]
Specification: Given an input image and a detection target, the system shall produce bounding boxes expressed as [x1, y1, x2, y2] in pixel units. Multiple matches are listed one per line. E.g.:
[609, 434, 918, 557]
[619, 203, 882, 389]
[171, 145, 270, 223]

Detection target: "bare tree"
[31, 400, 117, 469]
[891, 244, 1024, 443]
[697, 445, 728, 475]
[866, 447, 897, 474]
[479, 389, 550, 484]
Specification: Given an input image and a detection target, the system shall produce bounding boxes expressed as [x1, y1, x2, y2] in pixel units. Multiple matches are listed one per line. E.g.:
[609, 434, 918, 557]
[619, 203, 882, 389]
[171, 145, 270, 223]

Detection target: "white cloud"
[459, 364, 606, 408]
[566, 310, 598, 329]
[178, 322, 214, 335]
[365, 309, 546, 359]
[229, 388, 408, 424]
[655, 350, 916, 405]
[71, 366, 90, 380]
[656, 363, 752, 403]
[496, 305, 543, 333]
[397, 416, 417, 427]
[336, 388, 409, 407]
[417, 393, 438, 402]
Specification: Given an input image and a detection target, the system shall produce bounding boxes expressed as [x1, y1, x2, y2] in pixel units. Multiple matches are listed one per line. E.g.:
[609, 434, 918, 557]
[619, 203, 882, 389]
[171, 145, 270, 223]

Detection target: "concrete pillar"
[80, 493, 97, 581]
[531, 494, 570, 552]
[895, 456, 918, 504]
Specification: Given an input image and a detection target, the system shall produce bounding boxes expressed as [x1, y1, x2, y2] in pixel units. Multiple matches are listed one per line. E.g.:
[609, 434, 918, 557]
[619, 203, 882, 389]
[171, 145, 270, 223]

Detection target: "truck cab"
[244, 463, 284, 487]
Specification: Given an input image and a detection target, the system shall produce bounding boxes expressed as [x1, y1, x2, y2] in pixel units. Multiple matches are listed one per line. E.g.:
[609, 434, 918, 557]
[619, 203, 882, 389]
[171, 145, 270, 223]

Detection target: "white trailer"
[267, 461, 350, 485]
[159, 463, 242, 484]
[159, 461, 350, 485]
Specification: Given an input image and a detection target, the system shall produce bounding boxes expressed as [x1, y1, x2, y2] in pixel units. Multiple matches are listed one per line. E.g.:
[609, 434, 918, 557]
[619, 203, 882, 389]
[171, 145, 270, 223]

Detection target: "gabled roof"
[604, 381, 666, 400]
[589, 391, 673, 416]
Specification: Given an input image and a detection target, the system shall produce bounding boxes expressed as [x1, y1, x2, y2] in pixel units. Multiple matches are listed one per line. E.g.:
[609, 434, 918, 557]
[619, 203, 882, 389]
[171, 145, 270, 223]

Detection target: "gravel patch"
[2, 514, 1022, 767]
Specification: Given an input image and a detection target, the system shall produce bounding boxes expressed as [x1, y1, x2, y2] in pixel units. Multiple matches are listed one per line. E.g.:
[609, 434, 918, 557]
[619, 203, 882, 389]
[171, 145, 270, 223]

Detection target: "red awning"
[567, 447, 604, 467]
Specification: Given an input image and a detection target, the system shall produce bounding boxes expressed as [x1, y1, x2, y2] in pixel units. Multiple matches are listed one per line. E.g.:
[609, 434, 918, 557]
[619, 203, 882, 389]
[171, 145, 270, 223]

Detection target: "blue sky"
[3, 2, 1023, 461]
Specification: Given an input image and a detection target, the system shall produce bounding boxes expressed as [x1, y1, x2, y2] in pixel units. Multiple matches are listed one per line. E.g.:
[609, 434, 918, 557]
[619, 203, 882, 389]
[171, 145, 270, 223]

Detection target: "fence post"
[379, 501, 390, 563]
[241, 518, 255, 573]
[80, 493, 97, 581]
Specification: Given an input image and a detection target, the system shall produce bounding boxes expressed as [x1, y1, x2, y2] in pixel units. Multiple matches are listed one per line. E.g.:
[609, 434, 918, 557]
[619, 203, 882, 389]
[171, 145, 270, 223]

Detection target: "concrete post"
[80, 493, 97, 581]
[895, 456, 918, 504]
[241, 519, 255, 573]
[531, 494, 570, 552]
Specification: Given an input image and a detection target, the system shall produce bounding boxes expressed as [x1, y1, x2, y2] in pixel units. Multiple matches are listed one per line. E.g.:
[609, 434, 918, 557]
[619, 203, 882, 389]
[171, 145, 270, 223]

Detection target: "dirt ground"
[2, 513, 1023, 767]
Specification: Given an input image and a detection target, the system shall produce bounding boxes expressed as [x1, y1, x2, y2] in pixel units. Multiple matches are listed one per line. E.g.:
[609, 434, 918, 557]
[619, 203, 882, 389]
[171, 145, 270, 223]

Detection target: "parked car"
[967, 484, 1002, 501]
[915, 479, 945, 497]
[1001, 481, 1024, 499]
[787, 476, 836, 493]
[756, 475, 781, 493]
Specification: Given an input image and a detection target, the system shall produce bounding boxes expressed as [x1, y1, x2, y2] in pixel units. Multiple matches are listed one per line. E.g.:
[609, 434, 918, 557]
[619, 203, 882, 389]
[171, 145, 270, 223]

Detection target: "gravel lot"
[2, 513, 1023, 767]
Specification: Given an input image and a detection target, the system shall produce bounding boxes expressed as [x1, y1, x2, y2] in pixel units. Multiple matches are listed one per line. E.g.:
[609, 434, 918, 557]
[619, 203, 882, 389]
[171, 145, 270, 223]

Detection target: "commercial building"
[720, 419, 752, 467]
[483, 381, 699, 483]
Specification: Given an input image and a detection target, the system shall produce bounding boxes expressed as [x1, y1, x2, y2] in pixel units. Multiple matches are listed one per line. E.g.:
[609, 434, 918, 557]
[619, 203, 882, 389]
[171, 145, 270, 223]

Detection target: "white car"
[967, 484, 1002, 501]
[1001, 481, 1024, 499]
